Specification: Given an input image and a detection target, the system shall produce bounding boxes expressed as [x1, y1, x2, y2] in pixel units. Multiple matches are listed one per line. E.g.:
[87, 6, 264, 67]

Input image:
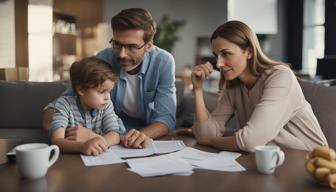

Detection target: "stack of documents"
[126, 147, 245, 177]
[80, 140, 246, 177]
[170, 147, 245, 172]
[127, 154, 194, 177]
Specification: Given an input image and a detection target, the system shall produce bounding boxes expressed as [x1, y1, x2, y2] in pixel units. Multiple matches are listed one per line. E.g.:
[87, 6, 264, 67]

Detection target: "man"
[43, 8, 176, 148]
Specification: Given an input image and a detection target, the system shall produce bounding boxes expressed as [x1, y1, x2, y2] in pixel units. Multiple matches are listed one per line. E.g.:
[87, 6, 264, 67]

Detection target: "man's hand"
[42, 108, 54, 132]
[121, 129, 150, 148]
[80, 136, 108, 156]
[65, 125, 98, 142]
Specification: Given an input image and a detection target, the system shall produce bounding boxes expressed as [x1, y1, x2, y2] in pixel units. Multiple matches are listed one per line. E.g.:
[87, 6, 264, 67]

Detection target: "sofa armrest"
[176, 91, 239, 134]
[0, 80, 69, 130]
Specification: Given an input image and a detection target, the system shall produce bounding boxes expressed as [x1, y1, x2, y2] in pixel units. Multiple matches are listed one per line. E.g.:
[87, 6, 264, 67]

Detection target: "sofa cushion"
[0, 80, 69, 129]
[300, 80, 336, 148]
[175, 79, 184, 107]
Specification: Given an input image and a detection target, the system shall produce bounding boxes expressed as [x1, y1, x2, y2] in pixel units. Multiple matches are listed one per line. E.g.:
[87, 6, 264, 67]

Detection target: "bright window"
[302, 0, 325, 77]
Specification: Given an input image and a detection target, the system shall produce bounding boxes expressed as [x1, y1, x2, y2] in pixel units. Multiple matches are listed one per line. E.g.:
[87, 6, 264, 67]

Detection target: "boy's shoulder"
[101, 102, 114, 113]
[54, 96, 78, 109]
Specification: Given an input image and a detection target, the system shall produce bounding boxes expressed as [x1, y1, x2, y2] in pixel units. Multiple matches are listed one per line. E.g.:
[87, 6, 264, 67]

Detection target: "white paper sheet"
[110, 140, 186, 158]
[127, 154, 193, 177]
[80, 150, 125, 166]
[110, 141, 156, 158]
[170, 147, 219, 165]
[153, 140, 186, 154]
[218, 151, 242, 160]
[80, 140, 187, 166]
[193, 156, 246, 172]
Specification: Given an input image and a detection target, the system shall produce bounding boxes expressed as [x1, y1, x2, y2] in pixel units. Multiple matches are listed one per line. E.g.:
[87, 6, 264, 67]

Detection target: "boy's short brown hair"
[111, 8, 156, 43]
[70, 57, 117, 94]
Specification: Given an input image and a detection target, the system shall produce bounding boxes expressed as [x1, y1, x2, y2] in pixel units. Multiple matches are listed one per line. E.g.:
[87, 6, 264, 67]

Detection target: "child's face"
[78, 80, 115, 111]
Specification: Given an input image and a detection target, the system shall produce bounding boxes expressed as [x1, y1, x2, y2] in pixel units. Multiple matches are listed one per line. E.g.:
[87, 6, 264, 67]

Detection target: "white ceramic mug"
[255, 145, 285, 174]
[16, 143, 59, 179]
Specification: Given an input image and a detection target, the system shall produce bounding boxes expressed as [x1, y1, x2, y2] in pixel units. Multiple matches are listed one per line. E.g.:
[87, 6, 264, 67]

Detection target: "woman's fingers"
[191, 63, 214, 90]
[199, 63, 213, 78]
[194, 63, 213, 79]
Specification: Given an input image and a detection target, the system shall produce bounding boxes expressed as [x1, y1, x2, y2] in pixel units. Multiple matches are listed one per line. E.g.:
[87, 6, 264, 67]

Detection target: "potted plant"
[154, 15, 186, 53]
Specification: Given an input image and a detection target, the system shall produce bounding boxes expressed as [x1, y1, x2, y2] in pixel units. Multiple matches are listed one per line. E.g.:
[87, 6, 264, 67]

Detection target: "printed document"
[80, 150, 125, 166]
[110, 140, 186, 158]
[81, 140, 186, 166]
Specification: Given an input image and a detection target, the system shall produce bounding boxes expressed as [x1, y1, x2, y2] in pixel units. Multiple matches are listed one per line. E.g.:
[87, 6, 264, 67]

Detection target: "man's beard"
[117, 57, 141, 72]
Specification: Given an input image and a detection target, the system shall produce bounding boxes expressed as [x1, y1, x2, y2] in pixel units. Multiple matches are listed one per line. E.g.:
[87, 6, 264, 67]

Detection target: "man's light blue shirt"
[96, 46, 176, 131]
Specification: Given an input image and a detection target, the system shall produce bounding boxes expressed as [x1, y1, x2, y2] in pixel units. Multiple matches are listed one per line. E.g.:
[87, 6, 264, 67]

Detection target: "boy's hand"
[121, 129, 150, 149]
[80, 136, 108, 156]
[66, 125, 98, 142]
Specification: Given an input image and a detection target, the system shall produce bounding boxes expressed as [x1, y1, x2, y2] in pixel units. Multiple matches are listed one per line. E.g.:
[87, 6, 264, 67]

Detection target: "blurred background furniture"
[316, 57, 336, 80]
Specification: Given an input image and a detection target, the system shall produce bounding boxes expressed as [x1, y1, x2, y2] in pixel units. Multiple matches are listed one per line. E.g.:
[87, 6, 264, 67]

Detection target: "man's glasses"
[109, 39, 147, 54]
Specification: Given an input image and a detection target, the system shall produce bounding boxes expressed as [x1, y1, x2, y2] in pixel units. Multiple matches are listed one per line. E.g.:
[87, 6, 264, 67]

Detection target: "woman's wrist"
[193, 88, 203, 95]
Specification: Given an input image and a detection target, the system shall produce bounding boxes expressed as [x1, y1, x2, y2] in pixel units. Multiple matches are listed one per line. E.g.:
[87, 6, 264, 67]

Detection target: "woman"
[191, 20, 328, 152]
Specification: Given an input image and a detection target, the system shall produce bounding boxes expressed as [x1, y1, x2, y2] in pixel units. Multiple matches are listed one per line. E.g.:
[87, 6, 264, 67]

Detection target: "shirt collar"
[76, 97, 99, 117]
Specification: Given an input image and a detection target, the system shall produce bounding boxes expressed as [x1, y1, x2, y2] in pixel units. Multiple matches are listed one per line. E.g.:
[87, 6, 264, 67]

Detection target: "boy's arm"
[102, 131, 121, 147]
[42, 88, 76, 132]
[52, 128, 109, 155]
[51, 128, 84, 153]
[100, 103, 124, 147]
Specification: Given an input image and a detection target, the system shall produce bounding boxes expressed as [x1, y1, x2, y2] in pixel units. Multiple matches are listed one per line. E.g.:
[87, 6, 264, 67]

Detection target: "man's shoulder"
[96, 48, 114, 61]
[96, 48, 121, 73]
[148, 46, 174, 63]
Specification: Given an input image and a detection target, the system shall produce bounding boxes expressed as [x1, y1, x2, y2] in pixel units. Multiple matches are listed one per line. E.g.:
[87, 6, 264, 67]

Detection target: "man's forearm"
[42, 108, 54, 132]
[140, 122, 169, 139]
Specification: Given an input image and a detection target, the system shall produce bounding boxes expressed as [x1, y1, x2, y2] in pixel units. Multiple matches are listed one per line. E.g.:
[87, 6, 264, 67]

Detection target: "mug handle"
[275, 150, 285, 167]
[48, 145, 60, 168]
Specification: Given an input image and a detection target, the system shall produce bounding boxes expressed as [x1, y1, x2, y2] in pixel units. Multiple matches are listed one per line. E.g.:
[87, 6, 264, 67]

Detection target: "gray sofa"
[0, 79, 335, 149]
[0, 79, 184, 144]
[0, 80, 69, 143]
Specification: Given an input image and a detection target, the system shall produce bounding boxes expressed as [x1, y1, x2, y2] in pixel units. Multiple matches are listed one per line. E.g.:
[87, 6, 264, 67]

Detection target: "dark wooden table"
[0, 134, 333, 192]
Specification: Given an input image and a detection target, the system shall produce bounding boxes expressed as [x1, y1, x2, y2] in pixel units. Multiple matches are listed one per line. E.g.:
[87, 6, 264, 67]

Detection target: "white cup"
[255, 145, 285, 174]
[16, 143, 59, 179]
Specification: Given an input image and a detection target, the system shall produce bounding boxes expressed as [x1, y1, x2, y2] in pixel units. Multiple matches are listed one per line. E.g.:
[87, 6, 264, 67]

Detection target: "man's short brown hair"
[111, 8, 156, 43]
[70, 57, 117, 94]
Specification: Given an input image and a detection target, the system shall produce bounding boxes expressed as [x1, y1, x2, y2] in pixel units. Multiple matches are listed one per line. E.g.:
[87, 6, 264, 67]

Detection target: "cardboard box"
[17, 67, 29, 80]
[0, 67, 29, 80]
[0, 139, 21, 164]
[0, 68, 17, 80]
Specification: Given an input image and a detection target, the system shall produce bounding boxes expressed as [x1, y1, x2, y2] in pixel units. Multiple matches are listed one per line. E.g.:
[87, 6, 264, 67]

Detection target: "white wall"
[103, 0, 228, 74]
[0, 0, 16, 68]
[28, 0, 53, 81]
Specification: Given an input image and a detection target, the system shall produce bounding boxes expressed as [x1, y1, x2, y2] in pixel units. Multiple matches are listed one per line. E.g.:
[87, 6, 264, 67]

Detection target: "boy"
[50, 57, 125, 156]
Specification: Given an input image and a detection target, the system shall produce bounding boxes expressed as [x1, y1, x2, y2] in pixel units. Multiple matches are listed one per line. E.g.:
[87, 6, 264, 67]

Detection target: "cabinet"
[52, 11, 78, 80]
